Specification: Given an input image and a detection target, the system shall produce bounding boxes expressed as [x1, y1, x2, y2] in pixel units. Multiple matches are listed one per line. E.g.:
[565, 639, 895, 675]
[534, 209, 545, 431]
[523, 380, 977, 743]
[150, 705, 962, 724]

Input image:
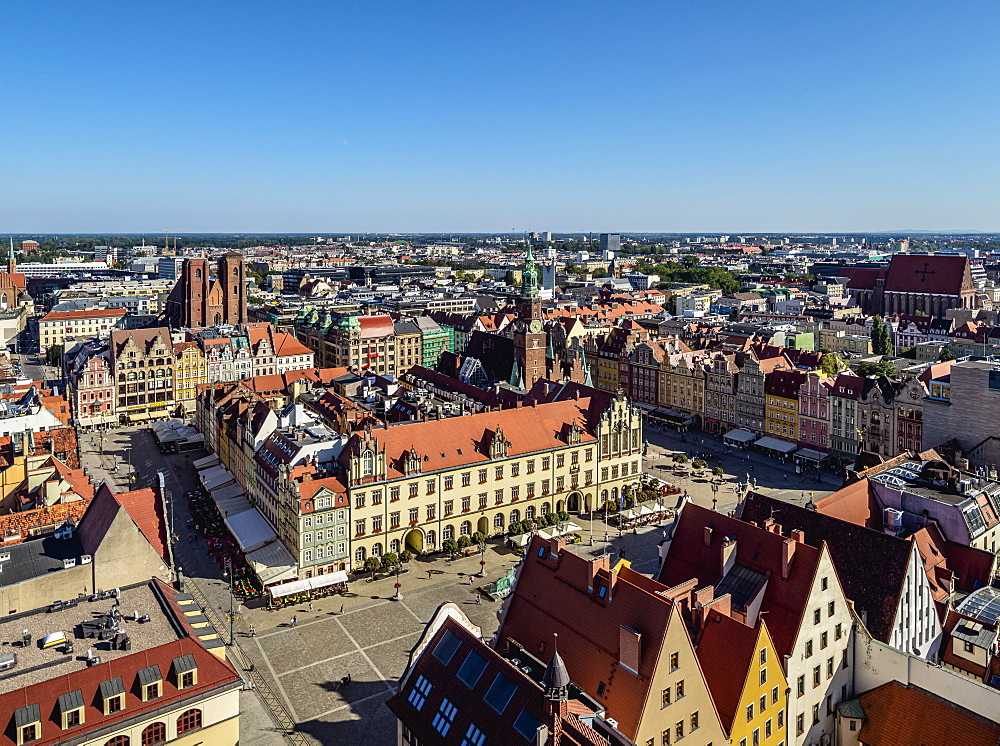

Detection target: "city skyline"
[3, 1, 999, 232]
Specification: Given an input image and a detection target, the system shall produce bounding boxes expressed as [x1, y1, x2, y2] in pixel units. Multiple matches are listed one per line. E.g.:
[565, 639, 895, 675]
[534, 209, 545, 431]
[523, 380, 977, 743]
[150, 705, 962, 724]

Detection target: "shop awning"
[268, 571, 350, 599]
[200, 465, 235, 492]
[193, 454, 219, 470]
[794, 448, 826, 462]
[246, 542, 297, 586]
[216, 495, 253, 516]
[211, 482, 246, 503]
[224, 509, 277, 553]
[754, 436, 797, 454]
[724, 429, 757, 444]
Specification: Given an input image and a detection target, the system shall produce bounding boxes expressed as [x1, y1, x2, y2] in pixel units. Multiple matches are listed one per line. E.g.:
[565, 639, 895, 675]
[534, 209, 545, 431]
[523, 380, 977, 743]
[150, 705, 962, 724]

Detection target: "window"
[355, 494, 365, 508]
[812, 703, 819, 724]
[444, 476, 454, 490]
[752, 728, 760, 746]
[746, 703, 754, 722]
[65, 709, 81, 728]
[778, 709, 784, 728]
[457, 651, 488, 688]
[814, 608, 821, 624]
[143, 682, 160, 700]
[390, 512, 400, 529]
[661, 731, 671, 746]
[106, 695, 124, 714]
[835, 623, 843, 640]
[796, 713, 804, 735]
[462, 472, 471, 487]
[797, 676, 804, 697]
[391, 486, 400, 501]
[495, 466, 503, 480]
[826, 694, 833, 716]
[805, 639, 813, 657]
[828, 600, 835, 617]
[432, 698, 458, 736]
[675, 680, 684, 699]
[765, 719, 772, 738]
[409, 483, 418, 498]
[372, 516, 382, 532]
[426, 479, 435, 494]
[141, 723, 166, 746]
[434, 630, 462, 665]
[842, 648, 849, 669]
[427, 504, 436, 520]
[527, 459, 535, 474]
[821, 632, 828, 649]
[759, 648, 767, 665]
[827, 657, 834, 678]
[105, 737, 129, 746]
[445, 500, 454, 515]
[661, 688, 671, 707]
[670, 652, 679, 670]
[542, 457, 550, 470]
[675, 721, 684, 740]
[478, 469, 488, 483]
[513, 710, 543, 740]
[461, 723, 487, 746]
[409, 508, 419, 523]
[494, 514, 504, 528]
[484, 674, 517, 714]
[690, 711, 699, 730]
[177, 709, 202, 734]
[407, 675, 432, 711]
[813, 666, 820, 687]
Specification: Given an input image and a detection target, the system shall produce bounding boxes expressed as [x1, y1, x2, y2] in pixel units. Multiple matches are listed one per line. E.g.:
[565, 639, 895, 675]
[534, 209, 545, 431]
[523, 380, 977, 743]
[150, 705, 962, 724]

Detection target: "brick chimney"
[791, 529, 805, 544]
[703, 526, 713, 547]
[781, 537, 796, 580]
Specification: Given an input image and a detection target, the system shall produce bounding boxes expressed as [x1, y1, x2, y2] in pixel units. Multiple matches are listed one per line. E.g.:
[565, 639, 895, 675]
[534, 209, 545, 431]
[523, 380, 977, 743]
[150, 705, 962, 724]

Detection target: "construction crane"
[160, 229, 186, 254]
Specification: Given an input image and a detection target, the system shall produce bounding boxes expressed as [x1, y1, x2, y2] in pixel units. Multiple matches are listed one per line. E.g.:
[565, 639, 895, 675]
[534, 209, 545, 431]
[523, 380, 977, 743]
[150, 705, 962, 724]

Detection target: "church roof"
[883, 254, 973, 296]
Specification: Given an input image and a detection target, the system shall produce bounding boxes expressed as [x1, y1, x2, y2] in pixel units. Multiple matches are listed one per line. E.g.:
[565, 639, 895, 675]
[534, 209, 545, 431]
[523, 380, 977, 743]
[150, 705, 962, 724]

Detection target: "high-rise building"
[599, 232, 620, 258]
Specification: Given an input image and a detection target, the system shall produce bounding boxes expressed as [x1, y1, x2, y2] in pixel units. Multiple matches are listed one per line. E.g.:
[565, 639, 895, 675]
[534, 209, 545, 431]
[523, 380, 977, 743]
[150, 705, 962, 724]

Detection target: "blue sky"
[2, 1, 998, 233]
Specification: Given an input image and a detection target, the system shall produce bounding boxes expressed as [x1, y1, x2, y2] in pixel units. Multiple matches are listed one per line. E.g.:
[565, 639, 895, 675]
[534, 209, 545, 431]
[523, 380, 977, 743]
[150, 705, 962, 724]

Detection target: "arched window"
[390, 539, 401, 553]
[494, 514, 505, 529]
[525, 505, 535, 521]
[372, 543, 382, 557]
[541, 502, 551, 515]
[177, 709, 202, 734]
[426, 530, 436, 549]
[355, 546, 366, 563]
[460, 521, 471, 536]
[509, 509, 520, 525]
[106, 736, 130, 746]
[442, 525, 454, 540]
[118, 374, 125, 382]
[362, 450, 374, 476]
[141, 722, 166, 746]
[195, 269, 202, 279]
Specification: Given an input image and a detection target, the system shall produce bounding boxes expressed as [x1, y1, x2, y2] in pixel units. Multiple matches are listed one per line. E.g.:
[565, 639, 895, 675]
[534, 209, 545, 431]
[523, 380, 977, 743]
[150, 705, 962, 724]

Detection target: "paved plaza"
[77, 419, 844, 743]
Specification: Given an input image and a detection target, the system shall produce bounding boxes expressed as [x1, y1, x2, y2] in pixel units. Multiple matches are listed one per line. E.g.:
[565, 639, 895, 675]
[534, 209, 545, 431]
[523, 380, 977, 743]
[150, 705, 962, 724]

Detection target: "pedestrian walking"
[290, 615, 297, 627]
[339, 604, 345, 615]
[476, 594, 482, 605]
[308, 602, 314, 612]
[249, 624, 256, 637]
[469, 574, 474, 585]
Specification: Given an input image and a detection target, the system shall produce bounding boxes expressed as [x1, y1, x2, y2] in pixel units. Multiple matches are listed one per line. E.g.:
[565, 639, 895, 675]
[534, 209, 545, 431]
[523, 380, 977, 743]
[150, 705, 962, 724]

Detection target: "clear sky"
[2, 1, 998, 234]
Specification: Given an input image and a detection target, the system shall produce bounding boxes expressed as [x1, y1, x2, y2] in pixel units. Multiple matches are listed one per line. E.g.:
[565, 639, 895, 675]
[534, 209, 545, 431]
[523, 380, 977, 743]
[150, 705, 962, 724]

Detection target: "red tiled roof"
[857, 681, 1000, 746]
[340, 399, 599, 479]
[765, 369, 806, 399]
[39, 308, 127, 322]
[115, 486, 170, 563]
[499, 537, 690, 739]
[841, 267, 886, 290]
[271, 331, 313, 357]
[883, 254, 974, 296]
[0, 500, 91, 547]
[658, 503, 821, 659]
[812, 478, 882, 528]
[693, 610, 761, 734]
[359, 315, 395, 339]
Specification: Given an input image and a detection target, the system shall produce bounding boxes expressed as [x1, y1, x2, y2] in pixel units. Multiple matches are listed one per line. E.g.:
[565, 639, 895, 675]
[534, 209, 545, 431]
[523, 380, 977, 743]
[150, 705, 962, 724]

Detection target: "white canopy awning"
[754, 436, 797, 454]
[624, 509, 639, 520]
[211, 482, 246, 503]
[246, 541, 297, 585]
[193, 454, 220, 470]
[638, 504, 655, 516]
[200, 466, 235, 492]
[794, 447, 826, 462]
[224, 509, 277, 553]
[216, 495, 253, 516]
[268, 570, 350, 599]
[724, 428, 757, 444]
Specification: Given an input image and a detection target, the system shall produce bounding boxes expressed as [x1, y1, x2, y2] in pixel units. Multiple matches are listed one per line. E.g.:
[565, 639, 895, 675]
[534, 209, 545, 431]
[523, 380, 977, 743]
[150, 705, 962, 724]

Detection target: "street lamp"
[393, 563, 402, 601]
[478, 539, 487, 578]
[223, 557, 235, 645]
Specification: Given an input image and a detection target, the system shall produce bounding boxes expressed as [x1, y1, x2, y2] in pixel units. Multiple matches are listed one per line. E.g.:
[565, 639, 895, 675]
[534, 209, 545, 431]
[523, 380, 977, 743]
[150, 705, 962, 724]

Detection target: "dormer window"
[362, 450, 374, 476]
[172, 654, 199, 689]
[57, 690, 85, 730]
[14, 703, 40, 744]
[100, 676, 126, 715]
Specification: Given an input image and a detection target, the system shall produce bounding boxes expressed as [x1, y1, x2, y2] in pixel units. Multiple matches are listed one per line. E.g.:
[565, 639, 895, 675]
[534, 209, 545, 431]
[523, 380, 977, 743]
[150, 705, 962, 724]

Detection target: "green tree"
[711, 467, 725, 478]
[471, 531, 485, 544]
[870, 316, 895, 357]
[380, 552, 399, 571]
[363, 556, 381, 579]
[442, 538, 459, 555]
[504, 270, 520, 286]
[819, 353, 845, 377]
[672, 453, 689, 464]
[457, 535, 472, 549]
[398, 550, 413, 565]
[938, 347, 956, 361]
[507, 521, 523, 537]
[855, 360, 897, 378]
[692, 459, 708, 470]
[46, 344, 63, 367]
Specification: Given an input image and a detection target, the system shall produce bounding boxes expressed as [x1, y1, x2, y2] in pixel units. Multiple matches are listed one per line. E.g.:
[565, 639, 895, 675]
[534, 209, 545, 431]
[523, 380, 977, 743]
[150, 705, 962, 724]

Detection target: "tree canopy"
[635, 262, 740, 295]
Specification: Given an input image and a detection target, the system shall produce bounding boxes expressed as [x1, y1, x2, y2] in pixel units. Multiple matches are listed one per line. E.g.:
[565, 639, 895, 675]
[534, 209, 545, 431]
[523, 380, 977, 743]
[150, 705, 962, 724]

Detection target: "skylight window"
[514, 710, 544, 740]
[461, 723, 487, 746]
[433, 629, 462, 665]
[484, 673, 518, 714]
[432, 697, 458, 736]
[457, 651, 488, 688]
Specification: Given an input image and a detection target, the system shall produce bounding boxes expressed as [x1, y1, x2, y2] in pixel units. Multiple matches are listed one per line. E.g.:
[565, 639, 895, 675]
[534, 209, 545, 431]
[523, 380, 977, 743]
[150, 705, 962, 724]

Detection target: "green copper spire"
[521, 241, 539, 300]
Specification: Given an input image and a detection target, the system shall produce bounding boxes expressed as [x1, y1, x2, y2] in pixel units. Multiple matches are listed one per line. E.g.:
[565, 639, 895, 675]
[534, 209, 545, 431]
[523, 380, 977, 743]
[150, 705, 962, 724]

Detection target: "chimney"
[703, 526, 713, 547]
[791, 529, 805, 544]
[781, 538, 796, 580]
[574, 388, 581, 400]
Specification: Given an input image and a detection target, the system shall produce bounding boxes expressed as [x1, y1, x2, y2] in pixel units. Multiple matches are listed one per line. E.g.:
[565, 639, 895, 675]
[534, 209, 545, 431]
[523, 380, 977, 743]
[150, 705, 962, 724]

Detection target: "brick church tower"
[164, 253, 248, 329]
[511, 245, 547, 387]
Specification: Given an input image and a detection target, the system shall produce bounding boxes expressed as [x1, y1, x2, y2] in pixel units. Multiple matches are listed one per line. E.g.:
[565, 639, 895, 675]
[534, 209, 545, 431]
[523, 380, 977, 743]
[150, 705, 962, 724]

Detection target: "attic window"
[138, 664, 163, 701]
[99, 677, 126, 715]
[596, 681, 607, 697]
[14, 703, 40, 744]
[57, 690, 84, 730]
[172, 654, 199, 689]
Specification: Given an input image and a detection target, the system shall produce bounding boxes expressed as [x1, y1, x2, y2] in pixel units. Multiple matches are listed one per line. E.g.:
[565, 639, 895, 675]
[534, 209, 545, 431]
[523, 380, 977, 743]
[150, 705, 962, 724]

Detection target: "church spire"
[7, 236, 15, 275]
